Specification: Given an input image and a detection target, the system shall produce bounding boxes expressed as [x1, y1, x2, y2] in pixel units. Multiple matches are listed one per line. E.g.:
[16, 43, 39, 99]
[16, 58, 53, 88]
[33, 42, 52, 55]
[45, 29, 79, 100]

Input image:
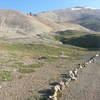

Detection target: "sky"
[0, 0, 100, 14]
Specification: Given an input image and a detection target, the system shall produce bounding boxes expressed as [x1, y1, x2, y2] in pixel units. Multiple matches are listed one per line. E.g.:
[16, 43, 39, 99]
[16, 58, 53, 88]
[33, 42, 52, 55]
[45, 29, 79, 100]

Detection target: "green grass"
[41, 56, 58, 62]
[18, 68, 35, 73]
[55, 30, 100, 50]
[30, 63, 44, 68]
[11, 62, 44, 73]
[55, 30, 89, 41]
[11, 62, 25, 68]
[0, 71, 12, 81]
[0, 41, 86, 59]
[60, 34, 100, 50]
[46, 57, 57, 62]
[57, 92, 63, 99]
[0, 39, 89, 75]
[19, 63, 44, 73]
[0, 31, 98, 82]
[80, 19, 100, 32]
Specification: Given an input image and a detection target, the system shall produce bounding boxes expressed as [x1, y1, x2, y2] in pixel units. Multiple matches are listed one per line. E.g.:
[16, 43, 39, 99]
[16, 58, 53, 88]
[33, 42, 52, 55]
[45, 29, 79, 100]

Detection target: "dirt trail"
[61, 56, 100, 100]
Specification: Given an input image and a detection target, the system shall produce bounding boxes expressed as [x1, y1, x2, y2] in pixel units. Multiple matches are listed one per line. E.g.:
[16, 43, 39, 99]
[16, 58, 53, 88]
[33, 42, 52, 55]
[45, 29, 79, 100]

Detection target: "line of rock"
[48, 54, 99, 100]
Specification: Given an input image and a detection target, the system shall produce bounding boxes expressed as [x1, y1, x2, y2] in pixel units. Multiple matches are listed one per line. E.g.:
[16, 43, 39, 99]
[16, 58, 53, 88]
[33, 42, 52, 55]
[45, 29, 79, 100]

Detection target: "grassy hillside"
[55, 30, 100, 50]
[80, 20, 100, 32]
[0, 40, 88, 81]
[0, 41, 85, 57]
[0, 9, 51, 36]
[0, 30, 96, 80]
[0, 8, 100, 41]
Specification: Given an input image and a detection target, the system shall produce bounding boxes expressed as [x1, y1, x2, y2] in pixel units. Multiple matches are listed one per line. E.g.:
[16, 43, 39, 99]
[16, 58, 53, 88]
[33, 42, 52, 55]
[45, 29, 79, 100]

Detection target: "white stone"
[54, 84, 61, 92]
[69, 71, 77, 80]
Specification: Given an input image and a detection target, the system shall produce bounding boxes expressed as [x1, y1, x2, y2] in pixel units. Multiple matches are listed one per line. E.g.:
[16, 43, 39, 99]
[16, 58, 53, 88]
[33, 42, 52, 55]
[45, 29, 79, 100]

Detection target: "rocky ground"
[61, 55, 100, 100]
[0, 53, 99, 100]
[0, 58, 75, 100]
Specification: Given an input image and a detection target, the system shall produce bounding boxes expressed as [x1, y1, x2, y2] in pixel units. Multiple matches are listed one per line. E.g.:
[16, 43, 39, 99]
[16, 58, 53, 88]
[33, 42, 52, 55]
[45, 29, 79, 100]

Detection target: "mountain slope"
[35, 7, 100, 32]
[0, 9, 52, 38]
[0, 7, 100, 41]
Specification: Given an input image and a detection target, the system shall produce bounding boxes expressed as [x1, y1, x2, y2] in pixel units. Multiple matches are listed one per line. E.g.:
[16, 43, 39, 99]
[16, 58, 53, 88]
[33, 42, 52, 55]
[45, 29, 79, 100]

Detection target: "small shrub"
[45, 56, 58, 62]
[0, 71, 12, 81]
[57, 92, 63, 99]
[30, 63, 44, 68]
[11, 62, 44, 73]
[18, 68, 35, 73]
[11, 62, 24, 68]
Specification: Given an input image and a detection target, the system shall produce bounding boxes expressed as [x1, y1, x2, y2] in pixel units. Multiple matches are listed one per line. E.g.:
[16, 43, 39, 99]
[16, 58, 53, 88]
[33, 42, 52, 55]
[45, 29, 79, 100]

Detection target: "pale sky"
[0, 0, 99, 13]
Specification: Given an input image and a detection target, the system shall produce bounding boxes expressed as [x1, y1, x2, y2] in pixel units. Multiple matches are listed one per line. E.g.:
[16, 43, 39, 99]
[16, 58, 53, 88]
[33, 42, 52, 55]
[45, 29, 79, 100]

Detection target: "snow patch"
[71, 7, 97, 11]
[84, 7, 97, 10]
[71, 8, 82, 11]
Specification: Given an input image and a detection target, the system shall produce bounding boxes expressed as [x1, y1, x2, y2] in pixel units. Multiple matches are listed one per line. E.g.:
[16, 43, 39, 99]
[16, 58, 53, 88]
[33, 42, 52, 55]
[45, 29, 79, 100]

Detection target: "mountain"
[0, 9, 51, 38]
[0, 7, 100, 41]
[35, 6, 100, 32]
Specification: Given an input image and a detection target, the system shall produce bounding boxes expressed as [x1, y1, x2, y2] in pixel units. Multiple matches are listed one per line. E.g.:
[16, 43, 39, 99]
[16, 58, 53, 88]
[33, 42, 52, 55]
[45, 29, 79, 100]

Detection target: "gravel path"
[61, 56, 100, 100]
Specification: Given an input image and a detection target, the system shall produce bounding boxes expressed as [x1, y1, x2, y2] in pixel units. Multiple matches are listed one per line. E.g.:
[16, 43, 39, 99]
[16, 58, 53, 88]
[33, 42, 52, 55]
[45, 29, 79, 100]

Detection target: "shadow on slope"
[77, 15, 100, 32]
[80, 21, 100, 32]
[60, 34, 100, 50]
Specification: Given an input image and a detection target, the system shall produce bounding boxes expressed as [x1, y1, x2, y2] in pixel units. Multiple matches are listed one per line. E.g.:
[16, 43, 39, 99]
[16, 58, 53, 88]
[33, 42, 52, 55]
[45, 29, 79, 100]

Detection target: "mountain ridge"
[0, 7, 100, 42]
